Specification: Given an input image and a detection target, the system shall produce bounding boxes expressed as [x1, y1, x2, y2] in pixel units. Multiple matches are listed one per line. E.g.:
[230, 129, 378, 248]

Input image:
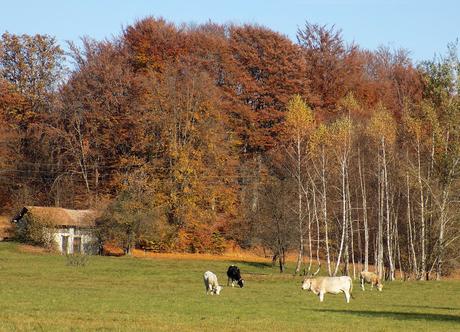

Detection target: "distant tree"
[411, 42, 460, 279]
[140, 63, 239, 252]
[256, 178, 295, 273]
[229, 24, 309, 153]
[122, 17, 185, 73]
[97, 166, 159, 255]
[0, 80, 22, 211]
[297, 22, 358, 113]
[0, 32, 64, 118]
[0, 32, 65, 208]
[56, 37, 142, 204]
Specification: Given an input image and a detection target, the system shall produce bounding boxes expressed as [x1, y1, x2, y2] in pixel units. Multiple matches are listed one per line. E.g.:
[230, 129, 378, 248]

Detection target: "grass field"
[0, 242, 459, 331]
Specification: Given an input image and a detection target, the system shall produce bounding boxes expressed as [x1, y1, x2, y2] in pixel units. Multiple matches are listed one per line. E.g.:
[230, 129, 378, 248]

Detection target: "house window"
[62, 235, 69, 253]
[73, 237, 82, 254]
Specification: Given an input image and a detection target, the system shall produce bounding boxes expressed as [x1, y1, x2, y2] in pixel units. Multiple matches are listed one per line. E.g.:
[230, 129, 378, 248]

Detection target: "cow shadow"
[311, 309, 460, 323]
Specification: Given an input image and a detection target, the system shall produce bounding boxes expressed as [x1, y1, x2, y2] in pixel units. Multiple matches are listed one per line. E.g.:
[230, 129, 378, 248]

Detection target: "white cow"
[203, 271, 223, 295]
[360, 271, 383, 291]
[301, 276, 353, 303]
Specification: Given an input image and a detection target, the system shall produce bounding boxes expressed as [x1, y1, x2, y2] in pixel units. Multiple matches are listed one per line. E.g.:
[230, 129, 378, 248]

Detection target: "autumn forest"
[1, 17, 459, 280]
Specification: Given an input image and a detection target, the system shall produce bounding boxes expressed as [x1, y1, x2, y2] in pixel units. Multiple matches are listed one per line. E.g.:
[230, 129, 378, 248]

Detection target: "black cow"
[227, 265, 244, 288]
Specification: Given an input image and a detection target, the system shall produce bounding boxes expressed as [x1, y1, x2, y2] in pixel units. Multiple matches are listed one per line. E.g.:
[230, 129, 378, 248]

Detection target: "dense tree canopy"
[1, 18, 459, 279]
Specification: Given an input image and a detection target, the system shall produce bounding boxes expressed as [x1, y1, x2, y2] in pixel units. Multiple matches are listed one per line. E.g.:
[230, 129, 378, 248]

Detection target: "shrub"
[15, 214, 55, 249]
[66, 253, 89, 267]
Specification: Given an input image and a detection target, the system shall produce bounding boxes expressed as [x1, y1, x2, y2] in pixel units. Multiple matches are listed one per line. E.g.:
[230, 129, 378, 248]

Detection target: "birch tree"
[309, 124, 333, 275]
[330, 117, 353, 276]
[285, 95, 315, 274]
[368, 104, 397, 280]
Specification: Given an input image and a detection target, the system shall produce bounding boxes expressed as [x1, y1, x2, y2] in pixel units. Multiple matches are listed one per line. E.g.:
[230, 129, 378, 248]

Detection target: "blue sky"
[1, 0, 459, 63]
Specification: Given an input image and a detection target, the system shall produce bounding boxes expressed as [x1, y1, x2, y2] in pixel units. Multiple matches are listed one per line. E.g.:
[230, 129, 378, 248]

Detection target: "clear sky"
[1, 0, 459, 63]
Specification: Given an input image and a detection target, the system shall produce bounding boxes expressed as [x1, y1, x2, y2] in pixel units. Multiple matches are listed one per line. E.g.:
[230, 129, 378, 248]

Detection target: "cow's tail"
[349, 277, 355, 299]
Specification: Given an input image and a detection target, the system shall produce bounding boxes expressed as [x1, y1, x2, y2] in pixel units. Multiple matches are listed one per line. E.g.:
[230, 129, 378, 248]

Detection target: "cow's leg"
[232, 280, 235, 287]
[319, 292, 324, 302]
[370, 282, 374, 291]
[361, 278, 365, 291]
[227, 277, 230, 286]
[345, 290, 350, 303]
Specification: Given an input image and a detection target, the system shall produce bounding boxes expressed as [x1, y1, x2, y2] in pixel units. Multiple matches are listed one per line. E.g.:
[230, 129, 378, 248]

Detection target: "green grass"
[0, 242, 459, 331]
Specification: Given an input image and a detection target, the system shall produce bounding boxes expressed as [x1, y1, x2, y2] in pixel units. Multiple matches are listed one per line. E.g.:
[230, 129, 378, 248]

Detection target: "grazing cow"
[360, 271, 383, 291]
[227, 265, 244, 288]
[203, 271, 223, 295]
[301, 276, 353, 303]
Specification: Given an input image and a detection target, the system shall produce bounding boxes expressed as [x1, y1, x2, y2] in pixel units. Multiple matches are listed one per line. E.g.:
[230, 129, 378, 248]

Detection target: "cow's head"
[377, 283, 383, 292]
[214, 285, 223, 295]
[301, 278, 312, 290]
[237, 279, 244, 288]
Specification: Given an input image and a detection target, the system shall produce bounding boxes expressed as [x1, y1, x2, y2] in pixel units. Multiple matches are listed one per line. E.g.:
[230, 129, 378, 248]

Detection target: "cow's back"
[361, 271, 378, 282]
[319, 276, 351, 292]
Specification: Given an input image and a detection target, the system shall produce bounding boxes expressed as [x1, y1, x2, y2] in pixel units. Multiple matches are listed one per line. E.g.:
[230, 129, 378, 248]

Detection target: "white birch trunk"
[358, 148, 369, 271]
[333, 160, 347, 276]
[382, 137, 395, 280]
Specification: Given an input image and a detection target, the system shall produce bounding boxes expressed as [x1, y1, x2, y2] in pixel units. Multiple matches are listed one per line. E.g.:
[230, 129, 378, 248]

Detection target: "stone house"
[13, 206, 100, 254]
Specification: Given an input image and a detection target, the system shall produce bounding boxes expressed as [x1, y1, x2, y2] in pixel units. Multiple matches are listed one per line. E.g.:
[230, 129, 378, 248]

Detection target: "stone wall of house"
[53, 227, 98, 254]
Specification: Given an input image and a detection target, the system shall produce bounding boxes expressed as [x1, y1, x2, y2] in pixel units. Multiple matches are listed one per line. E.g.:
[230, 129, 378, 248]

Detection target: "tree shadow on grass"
[234, 261, 272, 269]
[386, 304, 460, 311]
[311, 309, 460, 323]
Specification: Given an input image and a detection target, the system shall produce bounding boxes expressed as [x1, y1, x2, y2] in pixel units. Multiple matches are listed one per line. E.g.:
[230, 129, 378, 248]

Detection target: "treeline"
[1, 18, 459, 279]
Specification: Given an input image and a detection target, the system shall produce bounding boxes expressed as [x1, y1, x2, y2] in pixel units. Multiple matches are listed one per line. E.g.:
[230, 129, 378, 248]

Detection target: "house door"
[62, 235, 69, 254]
[73, 237, 82, 254]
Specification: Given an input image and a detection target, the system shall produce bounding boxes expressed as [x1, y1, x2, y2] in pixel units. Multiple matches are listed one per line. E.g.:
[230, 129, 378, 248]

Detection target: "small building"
[13, 206, 100, 254]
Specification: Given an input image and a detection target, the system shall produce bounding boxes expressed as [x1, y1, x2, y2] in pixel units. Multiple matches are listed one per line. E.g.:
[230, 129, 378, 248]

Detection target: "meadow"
[0, 242, 459, 331]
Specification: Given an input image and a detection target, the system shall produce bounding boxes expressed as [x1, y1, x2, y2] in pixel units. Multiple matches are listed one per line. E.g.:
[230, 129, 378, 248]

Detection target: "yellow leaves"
[331, 117, 352, 143]
[402, 111, 423, 142]
[421, 102, 442, 140]
[338, 92, 362, 115]
[328, 116, 353, 160]
[368, 103, 397, 145]
[402, 101, 449, 156]
[308, 123, 330, 156]
[285, 94, 314, 139]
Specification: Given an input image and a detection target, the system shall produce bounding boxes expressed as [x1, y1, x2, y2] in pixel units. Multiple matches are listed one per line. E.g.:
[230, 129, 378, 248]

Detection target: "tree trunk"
[436, 223, 444, 281]
[295, 136, 304, 274]
[311, 178, 322, 275]
[347, 170, 356, 279]
[377, 160, 384, 280]
[358, 148, 369, 271]
[417, 139, 426, 280]
[279, 247, 286, 273]
[356, 187, 362, 272]
[334, 160, 347, 276]
[382, 137, 395, 280]
[436, 188, 449, 280]
[307, 192, 313, 275]
[406, 173, 418, 278]
[321, 146, 332, 276]
[251, 154, 262, 212]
